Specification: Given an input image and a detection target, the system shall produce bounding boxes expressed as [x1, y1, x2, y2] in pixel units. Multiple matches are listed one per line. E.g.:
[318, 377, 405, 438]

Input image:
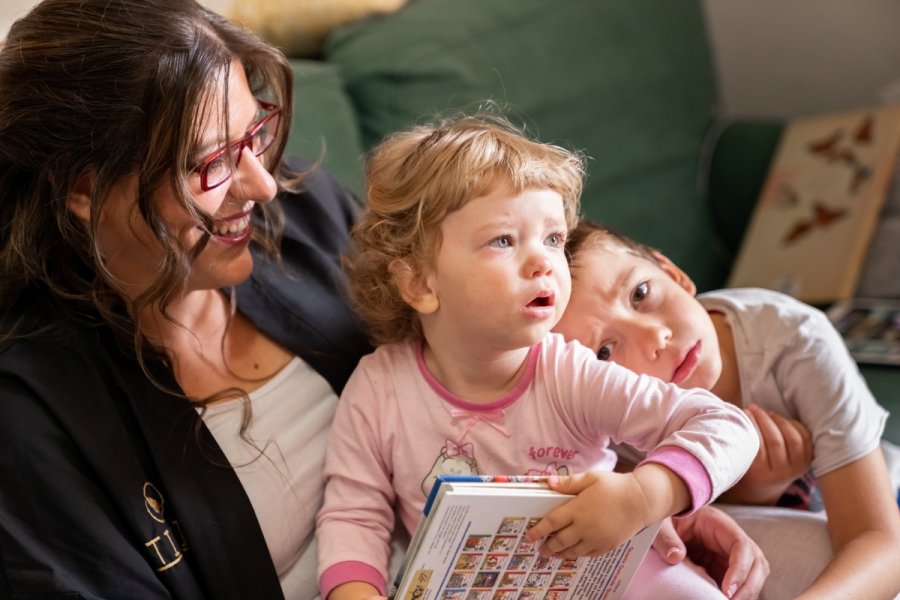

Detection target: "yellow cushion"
[225, 0, 407, 57]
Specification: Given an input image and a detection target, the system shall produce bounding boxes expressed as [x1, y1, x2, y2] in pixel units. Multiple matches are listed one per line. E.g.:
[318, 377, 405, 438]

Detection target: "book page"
[390, 484, 659, 600]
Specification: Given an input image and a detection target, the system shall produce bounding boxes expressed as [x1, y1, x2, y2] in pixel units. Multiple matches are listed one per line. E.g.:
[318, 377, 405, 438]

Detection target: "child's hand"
[723, 404, 813, 505]
[523, 470, 651, 559]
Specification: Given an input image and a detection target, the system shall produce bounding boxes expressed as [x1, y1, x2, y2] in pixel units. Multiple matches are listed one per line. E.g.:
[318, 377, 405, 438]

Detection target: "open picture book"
[727, 104, 900, 305]
[388, 475, 661, 600]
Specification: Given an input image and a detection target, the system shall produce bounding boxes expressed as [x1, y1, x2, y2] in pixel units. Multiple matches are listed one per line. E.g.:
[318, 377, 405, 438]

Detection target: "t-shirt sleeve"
[774, 308, 888, 476]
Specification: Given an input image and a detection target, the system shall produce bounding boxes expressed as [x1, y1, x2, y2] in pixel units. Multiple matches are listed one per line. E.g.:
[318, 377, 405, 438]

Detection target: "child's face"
[553, 243, 723, 391]
[422, 182, 571, 351]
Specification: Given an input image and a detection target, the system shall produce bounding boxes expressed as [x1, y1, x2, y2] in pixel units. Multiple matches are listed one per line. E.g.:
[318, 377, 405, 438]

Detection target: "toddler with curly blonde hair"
[316, 113, 759, 600]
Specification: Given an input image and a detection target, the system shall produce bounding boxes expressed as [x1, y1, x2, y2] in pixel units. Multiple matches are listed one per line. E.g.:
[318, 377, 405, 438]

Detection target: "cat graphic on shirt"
[421, 439, 479, 496]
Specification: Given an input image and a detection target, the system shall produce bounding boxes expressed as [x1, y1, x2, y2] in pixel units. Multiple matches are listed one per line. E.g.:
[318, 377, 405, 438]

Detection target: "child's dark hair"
[565, 219, 661, 275]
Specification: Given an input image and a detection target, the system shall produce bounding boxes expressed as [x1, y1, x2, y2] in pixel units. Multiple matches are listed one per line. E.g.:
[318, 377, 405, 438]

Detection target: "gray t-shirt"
[699, 287, 887, 477]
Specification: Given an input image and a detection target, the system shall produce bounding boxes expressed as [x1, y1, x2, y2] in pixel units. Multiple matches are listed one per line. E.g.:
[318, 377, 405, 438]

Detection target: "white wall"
[3, 1, 900, 120]
[0, 0, 33, 41]
[702, 0, 900, 119]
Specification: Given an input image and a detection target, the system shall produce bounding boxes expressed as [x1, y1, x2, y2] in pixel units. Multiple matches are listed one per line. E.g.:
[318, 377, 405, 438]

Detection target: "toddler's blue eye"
[490, 235, 513, 248]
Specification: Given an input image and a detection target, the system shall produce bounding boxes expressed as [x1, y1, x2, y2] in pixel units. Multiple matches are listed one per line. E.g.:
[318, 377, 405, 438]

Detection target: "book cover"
[389, 475, 660, 600]
[727, 104, 900, 304]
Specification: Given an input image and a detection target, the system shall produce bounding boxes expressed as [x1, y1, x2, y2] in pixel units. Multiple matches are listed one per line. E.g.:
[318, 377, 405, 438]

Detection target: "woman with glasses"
[0, 0, 371, 597]
[0, 1, 771, 598]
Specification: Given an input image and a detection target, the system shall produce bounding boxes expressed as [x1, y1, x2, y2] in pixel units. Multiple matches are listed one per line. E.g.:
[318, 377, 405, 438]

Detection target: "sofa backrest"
[290, 0, 728, 289]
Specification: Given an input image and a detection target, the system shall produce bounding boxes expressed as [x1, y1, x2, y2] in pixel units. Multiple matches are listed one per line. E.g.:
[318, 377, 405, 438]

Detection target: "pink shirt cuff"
[320, 560, 385, 599]
[639, 445, 712, 515]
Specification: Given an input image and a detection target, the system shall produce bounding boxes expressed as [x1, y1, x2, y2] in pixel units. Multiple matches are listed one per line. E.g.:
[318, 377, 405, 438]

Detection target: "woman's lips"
[672, 341, 701, 385]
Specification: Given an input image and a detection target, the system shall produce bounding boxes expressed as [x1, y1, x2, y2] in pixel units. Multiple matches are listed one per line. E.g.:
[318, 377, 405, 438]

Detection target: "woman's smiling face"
[90, 59, 278, 299]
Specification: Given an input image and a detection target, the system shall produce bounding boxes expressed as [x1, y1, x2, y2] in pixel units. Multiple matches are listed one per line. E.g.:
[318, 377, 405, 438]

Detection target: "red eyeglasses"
[192, 100, 282, 191]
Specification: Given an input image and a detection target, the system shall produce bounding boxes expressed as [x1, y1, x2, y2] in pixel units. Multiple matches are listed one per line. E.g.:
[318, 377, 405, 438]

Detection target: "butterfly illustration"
[783, 201, 848, 245]
[806, 115, 875, 194]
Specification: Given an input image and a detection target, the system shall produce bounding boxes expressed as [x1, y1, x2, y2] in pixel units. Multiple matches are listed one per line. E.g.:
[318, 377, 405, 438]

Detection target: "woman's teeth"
[212, 214, 250, 237]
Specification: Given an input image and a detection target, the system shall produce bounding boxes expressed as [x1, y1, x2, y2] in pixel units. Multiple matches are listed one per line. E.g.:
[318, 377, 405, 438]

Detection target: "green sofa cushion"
[326, 0, 725, 289]
[287, 59, 366, 195]
[706, 119, 784, 261]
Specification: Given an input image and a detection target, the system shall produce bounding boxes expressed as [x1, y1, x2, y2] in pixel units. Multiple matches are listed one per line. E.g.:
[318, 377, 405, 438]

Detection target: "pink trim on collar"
[414, 338, 541, 412]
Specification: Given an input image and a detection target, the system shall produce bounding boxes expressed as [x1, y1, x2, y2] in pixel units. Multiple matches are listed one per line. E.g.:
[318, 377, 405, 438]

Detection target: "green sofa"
[281, 0, 899, 442]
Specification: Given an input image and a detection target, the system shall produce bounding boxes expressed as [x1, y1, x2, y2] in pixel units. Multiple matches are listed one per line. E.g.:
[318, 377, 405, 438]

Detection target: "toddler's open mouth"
[527, 290, 555, 308]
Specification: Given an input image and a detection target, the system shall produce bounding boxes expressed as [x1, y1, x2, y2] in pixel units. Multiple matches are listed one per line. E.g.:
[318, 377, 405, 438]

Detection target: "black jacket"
[0, 164, 371, 599]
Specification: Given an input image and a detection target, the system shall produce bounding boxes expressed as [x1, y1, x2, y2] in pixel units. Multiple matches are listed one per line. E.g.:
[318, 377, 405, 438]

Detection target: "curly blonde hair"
[348, 112, 586, 346]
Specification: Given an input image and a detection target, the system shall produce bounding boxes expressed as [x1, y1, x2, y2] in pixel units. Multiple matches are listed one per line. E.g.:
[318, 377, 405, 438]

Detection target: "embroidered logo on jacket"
[142, 481, 189, 572]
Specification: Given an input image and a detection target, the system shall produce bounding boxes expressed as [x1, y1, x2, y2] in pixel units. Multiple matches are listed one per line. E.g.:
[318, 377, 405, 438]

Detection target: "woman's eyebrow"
[193, 104, 261, 159]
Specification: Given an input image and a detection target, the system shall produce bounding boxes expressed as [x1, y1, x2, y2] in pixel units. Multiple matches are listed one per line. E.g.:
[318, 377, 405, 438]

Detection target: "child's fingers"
[748, 404, 786, 463]
[544, 472, 594, 495]
[537, 523, 582, 557]
[769, 412, 814, 466]
[524, 473, 594, 542]
[526, 509, 572, 546]
[539, 526, 613, 559]
[743, 406, 767, 465]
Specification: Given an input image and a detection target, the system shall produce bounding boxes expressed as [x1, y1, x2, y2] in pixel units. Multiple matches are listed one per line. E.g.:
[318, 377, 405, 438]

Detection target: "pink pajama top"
[316, 333, 757, 596]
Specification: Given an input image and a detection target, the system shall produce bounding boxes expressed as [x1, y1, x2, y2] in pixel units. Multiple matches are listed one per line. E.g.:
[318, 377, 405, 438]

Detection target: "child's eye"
[545, 232, 566, 248]
[597, 341, 616, 361]
[631, 281, 650, 305]
[489, 235, 513, 248]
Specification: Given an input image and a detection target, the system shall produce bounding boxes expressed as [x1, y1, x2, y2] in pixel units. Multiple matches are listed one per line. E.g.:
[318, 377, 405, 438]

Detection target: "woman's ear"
[66, 171, 94, 223]
[389, 258, 440, 314]
[652, 250, 697, 295]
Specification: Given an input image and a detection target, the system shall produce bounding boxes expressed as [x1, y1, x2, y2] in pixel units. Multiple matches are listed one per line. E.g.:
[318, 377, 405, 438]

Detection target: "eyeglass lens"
[201, 108, 281, 191]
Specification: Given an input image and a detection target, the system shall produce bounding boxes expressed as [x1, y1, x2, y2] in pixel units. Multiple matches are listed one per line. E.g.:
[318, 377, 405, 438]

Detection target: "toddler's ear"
[389, 258, 440, 314]
[652, 251, 697, 295]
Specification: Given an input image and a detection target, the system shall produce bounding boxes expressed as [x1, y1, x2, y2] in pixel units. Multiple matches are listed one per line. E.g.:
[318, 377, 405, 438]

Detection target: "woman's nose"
[229, 146, 277, 203]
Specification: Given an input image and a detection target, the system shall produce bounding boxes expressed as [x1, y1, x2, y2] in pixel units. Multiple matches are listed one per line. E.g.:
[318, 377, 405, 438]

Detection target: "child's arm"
[794, 448, 900, 599]
[614, 452, 769, 599]
[316, 365, 397, 598]
[758, 301, 900, 595]
[566, 341, 759, 504]
[524, 463, 689, 557]
[719, 404, 814, 505]
[529, 338, 760, 557]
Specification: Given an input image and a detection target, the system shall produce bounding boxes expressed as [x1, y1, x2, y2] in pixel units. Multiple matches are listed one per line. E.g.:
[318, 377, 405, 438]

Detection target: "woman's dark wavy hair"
[0, 0, 293, 367]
